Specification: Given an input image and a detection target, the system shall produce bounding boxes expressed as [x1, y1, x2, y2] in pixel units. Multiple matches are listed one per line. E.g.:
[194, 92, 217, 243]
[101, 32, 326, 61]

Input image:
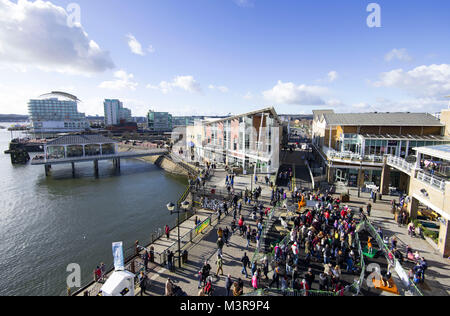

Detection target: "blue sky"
[0, 0, 449, 116]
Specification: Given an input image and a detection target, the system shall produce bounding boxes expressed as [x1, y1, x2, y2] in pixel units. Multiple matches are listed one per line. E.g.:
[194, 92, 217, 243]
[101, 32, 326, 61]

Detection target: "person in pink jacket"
[252, 272, 258, 290]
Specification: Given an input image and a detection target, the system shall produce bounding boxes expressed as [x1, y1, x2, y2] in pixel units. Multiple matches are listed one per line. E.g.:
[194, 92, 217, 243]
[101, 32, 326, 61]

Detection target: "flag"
[112, 242, 124, 271]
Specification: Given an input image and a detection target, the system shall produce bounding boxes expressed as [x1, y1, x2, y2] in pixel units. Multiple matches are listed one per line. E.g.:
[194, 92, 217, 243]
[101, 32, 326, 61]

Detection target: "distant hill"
[0, 114, 29, 122]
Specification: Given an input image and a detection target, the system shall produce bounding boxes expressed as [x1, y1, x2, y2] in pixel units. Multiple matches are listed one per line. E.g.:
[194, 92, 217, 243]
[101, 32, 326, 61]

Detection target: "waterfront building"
[44, 134, 118, 159]
[384, 144, 450, 257]
[28, 91, 90, 133]
[104, 99, 132, 126]
[185, 107, 283, 174]
[147, 110, 173, 132]
[172, 116, 196, 127]
[312, 110, 450, 189]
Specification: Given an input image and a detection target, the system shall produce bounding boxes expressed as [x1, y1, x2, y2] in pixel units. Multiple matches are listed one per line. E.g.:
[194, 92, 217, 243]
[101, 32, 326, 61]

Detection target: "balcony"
[386, 155, 415, 174]
[321, 146, 384, 164]
[416, 171, 447, 192]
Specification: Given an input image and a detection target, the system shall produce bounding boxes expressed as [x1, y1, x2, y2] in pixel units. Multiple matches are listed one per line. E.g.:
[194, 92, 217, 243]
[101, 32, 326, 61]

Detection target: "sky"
[0, 0, 450, 117]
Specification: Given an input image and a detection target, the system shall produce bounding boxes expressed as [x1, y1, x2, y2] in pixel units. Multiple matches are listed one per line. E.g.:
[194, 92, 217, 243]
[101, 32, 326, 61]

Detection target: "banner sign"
[394, 260, 411, 288]
[195, 218, 211, 235]
[112, 242, 125, 271]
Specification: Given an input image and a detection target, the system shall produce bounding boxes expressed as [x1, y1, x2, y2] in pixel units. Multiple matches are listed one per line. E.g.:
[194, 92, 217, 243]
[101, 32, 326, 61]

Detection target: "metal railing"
[251, 208, 276, 263]
[416, 171, 447, 192]
[322, 146, 384, 163]
[387, 155, 415, 174]
[363, 218, 423, 296]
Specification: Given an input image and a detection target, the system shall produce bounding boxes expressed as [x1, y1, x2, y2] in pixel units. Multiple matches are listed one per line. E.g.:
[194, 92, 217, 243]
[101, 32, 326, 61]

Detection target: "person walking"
[252, 272, 258, 290]
[165, 225, 170, 240]
[269, 265, 280, 289]
[367, 203, 372, 217]
[241, 253, 250, 278]
[246, 226, 252, 248]
[143, 252, 149, 273]
[139, 271, 149, 296]
[217, 237, 224, 257]
[100, 262, 106, 282]
[225, 275, 233, 296]
[224, 227, 230, 245]
[216, 254, 224, 276]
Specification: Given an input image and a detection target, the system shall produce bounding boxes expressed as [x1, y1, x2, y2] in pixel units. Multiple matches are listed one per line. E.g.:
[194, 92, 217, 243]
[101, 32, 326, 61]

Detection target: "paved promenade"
[77, 167, 450, 296]
[141, 170, 279, 296]
[76, 169, 280, 296]
[333, 185, 450, 296]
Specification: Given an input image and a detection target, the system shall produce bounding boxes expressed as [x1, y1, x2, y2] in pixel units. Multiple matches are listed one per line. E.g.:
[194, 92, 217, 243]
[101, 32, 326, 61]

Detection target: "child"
[367, 237, 373, 254]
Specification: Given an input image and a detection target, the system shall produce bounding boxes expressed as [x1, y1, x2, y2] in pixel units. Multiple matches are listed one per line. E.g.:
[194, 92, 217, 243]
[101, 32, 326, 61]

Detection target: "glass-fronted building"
[339, 134, 450, 158]
[28, 92, 89, 133]
[147, 111, 173, 132]
[312, 110, 450, 189]
[185, 108, 283, 174]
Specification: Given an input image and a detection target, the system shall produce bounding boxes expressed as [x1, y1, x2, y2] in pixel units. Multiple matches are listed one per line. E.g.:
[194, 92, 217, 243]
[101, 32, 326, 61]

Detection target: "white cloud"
[0, 0, 114, 74]
[99, 70, 138, 91]
[126, 34, 145, 56]
[385, 48, 412, 62]
[262, 81, 327, 105]
[208, 84, 229, 93]
[373, 64, 450, 98]
[327, 71, 339, 82]
[147, 76, 201, 94]
[147, 45, 155, 54]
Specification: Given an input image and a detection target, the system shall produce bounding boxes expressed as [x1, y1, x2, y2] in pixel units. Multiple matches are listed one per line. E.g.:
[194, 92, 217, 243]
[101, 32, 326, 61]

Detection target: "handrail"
[305, 160, 315, 190]
[416, 171, 447, 192]
[363, 218, 423, 296]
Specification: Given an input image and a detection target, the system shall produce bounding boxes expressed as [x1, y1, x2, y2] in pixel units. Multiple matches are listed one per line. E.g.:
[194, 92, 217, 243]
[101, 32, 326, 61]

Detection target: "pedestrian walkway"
[334, 186, 450, 296]
[75, 208, 214, 296]
[139, 171, 281, 296]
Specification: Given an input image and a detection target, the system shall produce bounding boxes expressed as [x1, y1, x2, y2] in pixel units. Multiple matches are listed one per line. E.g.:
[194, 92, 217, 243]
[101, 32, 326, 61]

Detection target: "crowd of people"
[97, 161, 438, 298]
[262, 192, 360, 295]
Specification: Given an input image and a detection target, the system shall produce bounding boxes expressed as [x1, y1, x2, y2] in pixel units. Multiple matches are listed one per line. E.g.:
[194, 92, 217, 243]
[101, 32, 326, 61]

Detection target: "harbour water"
[0, 124, 187, 296]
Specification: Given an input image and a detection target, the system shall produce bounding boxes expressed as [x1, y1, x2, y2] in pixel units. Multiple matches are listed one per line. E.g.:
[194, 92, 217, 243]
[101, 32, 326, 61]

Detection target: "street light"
[166, 200, 190, 268]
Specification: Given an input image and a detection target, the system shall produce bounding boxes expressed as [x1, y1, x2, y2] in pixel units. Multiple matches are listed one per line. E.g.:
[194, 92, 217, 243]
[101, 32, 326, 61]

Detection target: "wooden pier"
[29, 134, 167, 176]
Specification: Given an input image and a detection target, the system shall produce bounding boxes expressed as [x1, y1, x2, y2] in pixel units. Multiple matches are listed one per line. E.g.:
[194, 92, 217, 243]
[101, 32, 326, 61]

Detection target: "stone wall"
[141, 155, 190, 177]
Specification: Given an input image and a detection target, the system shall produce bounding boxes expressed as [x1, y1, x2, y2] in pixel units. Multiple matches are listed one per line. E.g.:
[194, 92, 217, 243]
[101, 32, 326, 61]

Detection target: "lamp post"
[166, 200, 190, 268]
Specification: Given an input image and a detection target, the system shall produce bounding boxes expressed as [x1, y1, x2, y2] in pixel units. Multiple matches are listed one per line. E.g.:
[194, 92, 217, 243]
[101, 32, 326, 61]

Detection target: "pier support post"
[117, 158, 121, 171]
[71, 162, 75, 177]
[94, 159, 99, 177]
[45, 164, 51, 177]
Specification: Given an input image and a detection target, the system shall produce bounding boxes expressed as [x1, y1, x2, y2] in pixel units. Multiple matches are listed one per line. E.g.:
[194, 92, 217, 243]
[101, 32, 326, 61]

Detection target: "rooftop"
[46, 134, 118, 146]
[33, 91, 81, 103]
[360, 134, 450, 141]
[204, 107, 281, 126]
[414, 144, 450, 162]
[319, 111, 443, 127]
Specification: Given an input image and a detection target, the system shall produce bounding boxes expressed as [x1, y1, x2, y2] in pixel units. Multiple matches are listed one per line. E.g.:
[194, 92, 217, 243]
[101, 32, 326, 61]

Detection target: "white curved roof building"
[28, 91, 89, 134]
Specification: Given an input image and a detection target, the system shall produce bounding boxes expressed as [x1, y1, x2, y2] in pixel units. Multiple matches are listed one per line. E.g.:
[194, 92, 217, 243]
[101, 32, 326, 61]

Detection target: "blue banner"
[112, 242, 124, 271]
